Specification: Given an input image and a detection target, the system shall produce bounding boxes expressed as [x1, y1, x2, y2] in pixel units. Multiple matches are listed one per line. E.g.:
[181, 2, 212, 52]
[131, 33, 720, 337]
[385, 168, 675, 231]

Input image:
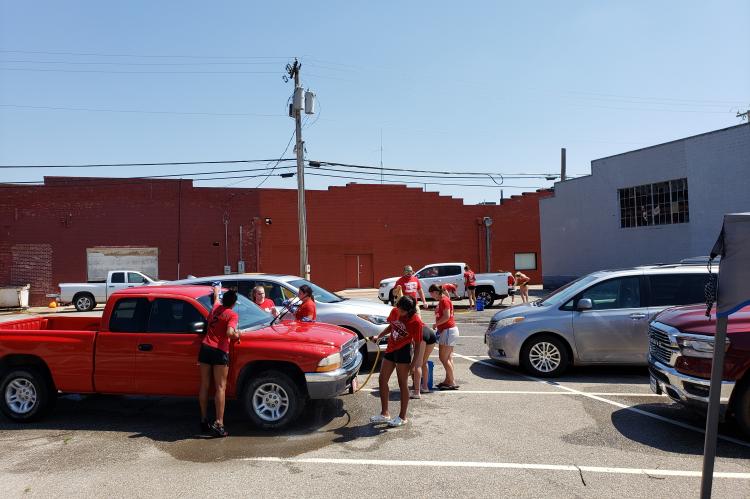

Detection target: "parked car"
[0, 285, 363, 429]
[649, 304, 750, 436]
[168, 274, 391, 361]
[378, 262, 512, 307]
[485, 263, 716, 377]
[59, 270, 163, 311]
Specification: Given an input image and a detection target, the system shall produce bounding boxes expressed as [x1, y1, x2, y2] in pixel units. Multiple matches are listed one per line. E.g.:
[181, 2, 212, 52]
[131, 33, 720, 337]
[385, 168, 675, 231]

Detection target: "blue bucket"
[476, 299, 485, 311]
[427, 360, 434, 390]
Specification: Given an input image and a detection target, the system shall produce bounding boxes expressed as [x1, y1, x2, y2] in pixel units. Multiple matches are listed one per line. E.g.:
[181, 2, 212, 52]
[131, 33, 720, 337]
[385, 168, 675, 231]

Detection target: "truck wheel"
[520, 335, 569, 377]
[0, 368, 54, 422]
[734, 382, 750, 438]
[73, 293, 96, 312]
[476, 288, 495, 308]
[242, 371, 304, 430]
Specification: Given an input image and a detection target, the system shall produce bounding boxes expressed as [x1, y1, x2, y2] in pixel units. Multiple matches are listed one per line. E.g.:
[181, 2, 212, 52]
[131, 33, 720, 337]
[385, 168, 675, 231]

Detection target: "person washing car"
[431, 284, 459, 390]
[252, 285, 278, 317]
[370, 296, 424, 427]
[198, 285, 241, 437]
[294, 284, 317, 322]
[464, 265, 477, 309]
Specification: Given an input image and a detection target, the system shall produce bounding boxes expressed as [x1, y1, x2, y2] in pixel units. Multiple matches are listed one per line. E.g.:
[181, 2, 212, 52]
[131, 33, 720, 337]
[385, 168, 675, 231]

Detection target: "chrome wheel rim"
[76, 296, 92, 310]
[529, 342, 561, 373]
[253, 383, 290, 422]
[5, 378, 37, 414]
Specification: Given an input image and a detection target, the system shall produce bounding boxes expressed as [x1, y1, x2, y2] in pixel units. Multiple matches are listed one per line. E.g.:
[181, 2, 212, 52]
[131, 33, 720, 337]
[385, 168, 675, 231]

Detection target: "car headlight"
[494, 316, 525, 329]
[316, 352, 342, 372]
[379, 282, 389, 288]
[357, 314, 389, 325]
[676, 335, 729, 359]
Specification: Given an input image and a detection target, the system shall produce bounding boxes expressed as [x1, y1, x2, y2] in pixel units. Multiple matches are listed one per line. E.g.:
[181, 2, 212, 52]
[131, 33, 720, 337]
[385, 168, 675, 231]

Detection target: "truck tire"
[476, 287, 495, 308]
[242, 370, 304, 430]
[734, 382, 750, 438]
[0, 368, 54, 422]
[73, 293, 96, 312]
[520, 334, 570, 377]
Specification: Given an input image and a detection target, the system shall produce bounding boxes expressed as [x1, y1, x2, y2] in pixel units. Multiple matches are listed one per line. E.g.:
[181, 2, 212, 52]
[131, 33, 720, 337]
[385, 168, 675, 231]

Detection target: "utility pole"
[286, 59, 310, 280]
[560, 147, 567, 182]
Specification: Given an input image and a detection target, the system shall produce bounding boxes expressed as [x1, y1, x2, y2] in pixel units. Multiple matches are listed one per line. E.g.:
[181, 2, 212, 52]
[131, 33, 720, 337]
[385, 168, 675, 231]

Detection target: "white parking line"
[454, 353, 750, 448]
[360, 388, 663, 397]
[242, 456, 750, 479]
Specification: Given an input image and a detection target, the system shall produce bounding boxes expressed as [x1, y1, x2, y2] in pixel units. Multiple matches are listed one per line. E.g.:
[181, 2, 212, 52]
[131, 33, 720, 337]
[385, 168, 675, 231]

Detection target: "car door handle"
[629, 313, 647, 320]
[138, 343, 153, 352]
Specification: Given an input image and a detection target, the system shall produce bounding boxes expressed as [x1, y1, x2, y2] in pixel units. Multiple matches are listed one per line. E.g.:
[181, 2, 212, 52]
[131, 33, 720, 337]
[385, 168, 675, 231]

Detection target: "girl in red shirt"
[294, 284, 317, 322]
[464, 265, 477, 310]
[430, 284, 459, 390]
[252, 285, 278, 318]
[370, 296, 423, 427]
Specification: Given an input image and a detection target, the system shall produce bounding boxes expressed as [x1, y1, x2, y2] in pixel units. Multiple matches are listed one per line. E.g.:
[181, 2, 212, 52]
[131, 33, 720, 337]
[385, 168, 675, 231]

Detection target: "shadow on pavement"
[469, 359, 652, 385]
[610, 402, 750, 458]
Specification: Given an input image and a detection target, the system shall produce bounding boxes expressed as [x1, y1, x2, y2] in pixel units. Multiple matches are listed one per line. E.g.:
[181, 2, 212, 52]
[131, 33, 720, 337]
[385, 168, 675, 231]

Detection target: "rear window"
[440, 266, 463, 277]
[111, 272, 125, 284]
[109, 298, 149, 332]
[648, 273, 712, 307]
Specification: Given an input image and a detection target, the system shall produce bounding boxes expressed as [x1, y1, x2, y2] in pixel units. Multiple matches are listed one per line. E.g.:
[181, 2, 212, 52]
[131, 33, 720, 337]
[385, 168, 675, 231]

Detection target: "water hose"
[353, 339, 382, 393]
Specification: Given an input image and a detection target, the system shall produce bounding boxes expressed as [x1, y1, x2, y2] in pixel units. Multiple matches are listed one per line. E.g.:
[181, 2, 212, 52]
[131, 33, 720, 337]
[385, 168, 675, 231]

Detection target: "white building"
[540, 123, 750, 289]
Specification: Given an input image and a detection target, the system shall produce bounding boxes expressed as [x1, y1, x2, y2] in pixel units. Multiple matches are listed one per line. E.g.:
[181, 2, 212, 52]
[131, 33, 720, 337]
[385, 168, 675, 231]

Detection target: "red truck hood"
[246, 320, 356, 347]
[656, 304, 750, 336]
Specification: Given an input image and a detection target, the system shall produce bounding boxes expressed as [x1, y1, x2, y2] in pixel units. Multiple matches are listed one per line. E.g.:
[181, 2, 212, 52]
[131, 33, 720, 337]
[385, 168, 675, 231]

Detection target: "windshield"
[537, 274, 600, 305]
[197, 293, 269, 329]
[288, 279, 343, 303]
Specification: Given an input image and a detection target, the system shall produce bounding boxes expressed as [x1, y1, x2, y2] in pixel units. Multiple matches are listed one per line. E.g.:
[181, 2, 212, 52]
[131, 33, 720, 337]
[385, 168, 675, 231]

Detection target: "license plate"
[649, 375, 661, 395]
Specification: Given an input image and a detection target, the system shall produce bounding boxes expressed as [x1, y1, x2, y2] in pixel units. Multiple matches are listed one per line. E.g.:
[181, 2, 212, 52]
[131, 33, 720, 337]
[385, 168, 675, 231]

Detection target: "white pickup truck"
[378, 262, 514, 307]
[59, 270, 162, 311]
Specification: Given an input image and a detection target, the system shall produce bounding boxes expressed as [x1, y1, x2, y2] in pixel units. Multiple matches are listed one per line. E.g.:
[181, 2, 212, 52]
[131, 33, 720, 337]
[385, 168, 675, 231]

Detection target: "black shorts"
[467, 285, 476, 290]
[423, 327, 437, 345]
[198, 344, 229, 366]
[383, 343, 412, 364]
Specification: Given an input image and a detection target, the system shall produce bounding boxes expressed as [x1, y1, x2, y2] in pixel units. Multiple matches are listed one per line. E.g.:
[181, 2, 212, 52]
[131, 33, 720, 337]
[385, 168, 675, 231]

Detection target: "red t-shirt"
[203, 302, 239, 353]
[442, 283, 457, 295]
[464, 270, 476, 286]
[256, 298, 276, 314]
[395, 275, 421, 298]
[295, 299, 317, 322]
[435, 296, 456, 331]
[386, 308, 424, 353]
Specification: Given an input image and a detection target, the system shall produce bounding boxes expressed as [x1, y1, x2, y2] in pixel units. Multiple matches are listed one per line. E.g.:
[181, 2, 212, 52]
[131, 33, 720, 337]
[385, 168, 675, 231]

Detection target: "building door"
[345, 254, 374, 288]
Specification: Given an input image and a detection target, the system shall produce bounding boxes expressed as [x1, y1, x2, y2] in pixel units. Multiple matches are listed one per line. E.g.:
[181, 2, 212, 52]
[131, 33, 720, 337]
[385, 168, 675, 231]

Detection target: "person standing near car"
[394, 265, 429, 312]
[515, 271, 530, 304]
[370, 296, 424, 427]
[430, 284, 459, 389]
[464, 265, 477, 309]
[198, 285, 241, 437]
[252, 285, 278, 317]
[294, 284, 317, 322]
[442, 282, 459, 300]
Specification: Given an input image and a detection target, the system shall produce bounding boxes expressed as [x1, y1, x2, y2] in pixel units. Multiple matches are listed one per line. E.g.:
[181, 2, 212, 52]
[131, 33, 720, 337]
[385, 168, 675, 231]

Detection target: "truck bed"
[0, 316, 101, 332]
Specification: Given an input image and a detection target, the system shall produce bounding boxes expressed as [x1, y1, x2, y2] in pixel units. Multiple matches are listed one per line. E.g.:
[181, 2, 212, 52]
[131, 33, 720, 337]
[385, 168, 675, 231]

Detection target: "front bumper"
[486, 332, 520, 366]
[305, 349, 364, 399]
[649, 358, 735, 410]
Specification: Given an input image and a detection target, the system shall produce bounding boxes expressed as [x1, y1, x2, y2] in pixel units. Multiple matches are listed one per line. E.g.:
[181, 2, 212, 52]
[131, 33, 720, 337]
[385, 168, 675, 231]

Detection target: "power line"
[312, 160, 557, 177]
[306, 171, 543, 189]
[0, 49, 292, 60]
[0, 67, 281, 75]
[228, 128, 297, 188]
[0, 159, 296, 169]
[0, 103, 286, 118]
[0, 59, 282, 66]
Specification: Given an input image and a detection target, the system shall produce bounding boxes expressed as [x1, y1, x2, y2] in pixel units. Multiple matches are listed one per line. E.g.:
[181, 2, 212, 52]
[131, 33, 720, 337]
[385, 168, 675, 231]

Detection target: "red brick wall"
[0, 178, 551, 305]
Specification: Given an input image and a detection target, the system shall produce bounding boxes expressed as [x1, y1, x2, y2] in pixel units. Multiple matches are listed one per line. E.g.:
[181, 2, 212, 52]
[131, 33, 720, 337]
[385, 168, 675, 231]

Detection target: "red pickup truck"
[0, 286, 363, 429]
[649, 304, 750, 436]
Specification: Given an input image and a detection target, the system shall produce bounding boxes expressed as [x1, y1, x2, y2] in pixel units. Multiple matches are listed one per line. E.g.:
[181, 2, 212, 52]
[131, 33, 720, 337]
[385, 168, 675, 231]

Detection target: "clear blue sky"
[1, 1, 748, 204]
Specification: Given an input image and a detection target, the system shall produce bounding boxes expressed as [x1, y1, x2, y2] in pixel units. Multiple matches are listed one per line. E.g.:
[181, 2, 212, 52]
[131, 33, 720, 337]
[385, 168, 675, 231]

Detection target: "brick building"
[0, 177, 551, 306]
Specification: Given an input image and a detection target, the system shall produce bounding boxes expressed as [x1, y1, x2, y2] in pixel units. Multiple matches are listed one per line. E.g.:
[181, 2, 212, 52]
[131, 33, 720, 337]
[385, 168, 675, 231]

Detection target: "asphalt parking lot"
[1, 295, 749, 498]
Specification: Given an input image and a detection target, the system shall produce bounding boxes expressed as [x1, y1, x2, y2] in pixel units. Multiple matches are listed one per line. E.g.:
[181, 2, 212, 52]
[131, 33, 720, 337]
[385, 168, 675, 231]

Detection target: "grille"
[648, 325, 675, 366]
[341, 337, 358, 367]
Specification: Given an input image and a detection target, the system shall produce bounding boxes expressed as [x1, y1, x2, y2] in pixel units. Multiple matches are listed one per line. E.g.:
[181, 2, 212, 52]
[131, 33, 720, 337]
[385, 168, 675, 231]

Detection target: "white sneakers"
[370, 414, 408, 427]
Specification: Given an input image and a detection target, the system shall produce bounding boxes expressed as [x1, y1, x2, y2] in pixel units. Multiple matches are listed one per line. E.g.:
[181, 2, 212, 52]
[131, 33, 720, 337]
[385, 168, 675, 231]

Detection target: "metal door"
[345, 254, 374, 288]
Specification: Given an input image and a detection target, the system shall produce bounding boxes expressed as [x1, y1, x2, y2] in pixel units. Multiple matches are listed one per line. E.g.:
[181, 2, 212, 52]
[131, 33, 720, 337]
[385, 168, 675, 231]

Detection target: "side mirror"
[577, 298, 593, 311]
[190, 321, 206, 333]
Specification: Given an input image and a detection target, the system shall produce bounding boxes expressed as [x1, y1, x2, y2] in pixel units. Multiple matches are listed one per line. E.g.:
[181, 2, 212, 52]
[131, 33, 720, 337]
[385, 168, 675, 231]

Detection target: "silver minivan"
[485, 264, 715, 377]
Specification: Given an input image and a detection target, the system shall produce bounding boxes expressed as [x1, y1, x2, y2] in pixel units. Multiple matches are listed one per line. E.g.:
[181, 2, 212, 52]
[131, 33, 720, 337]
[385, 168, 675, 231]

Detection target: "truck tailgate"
[0, 329, 97, 393]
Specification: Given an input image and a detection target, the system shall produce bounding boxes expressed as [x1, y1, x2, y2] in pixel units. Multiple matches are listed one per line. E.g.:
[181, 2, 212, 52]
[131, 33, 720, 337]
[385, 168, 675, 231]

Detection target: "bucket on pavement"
[427, 360, 434, 390]
[476, 299, 485, 311]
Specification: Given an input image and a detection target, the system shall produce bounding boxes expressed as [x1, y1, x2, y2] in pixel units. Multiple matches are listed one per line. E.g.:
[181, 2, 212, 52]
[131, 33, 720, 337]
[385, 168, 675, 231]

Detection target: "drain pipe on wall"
[483, 217, 493, 272]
